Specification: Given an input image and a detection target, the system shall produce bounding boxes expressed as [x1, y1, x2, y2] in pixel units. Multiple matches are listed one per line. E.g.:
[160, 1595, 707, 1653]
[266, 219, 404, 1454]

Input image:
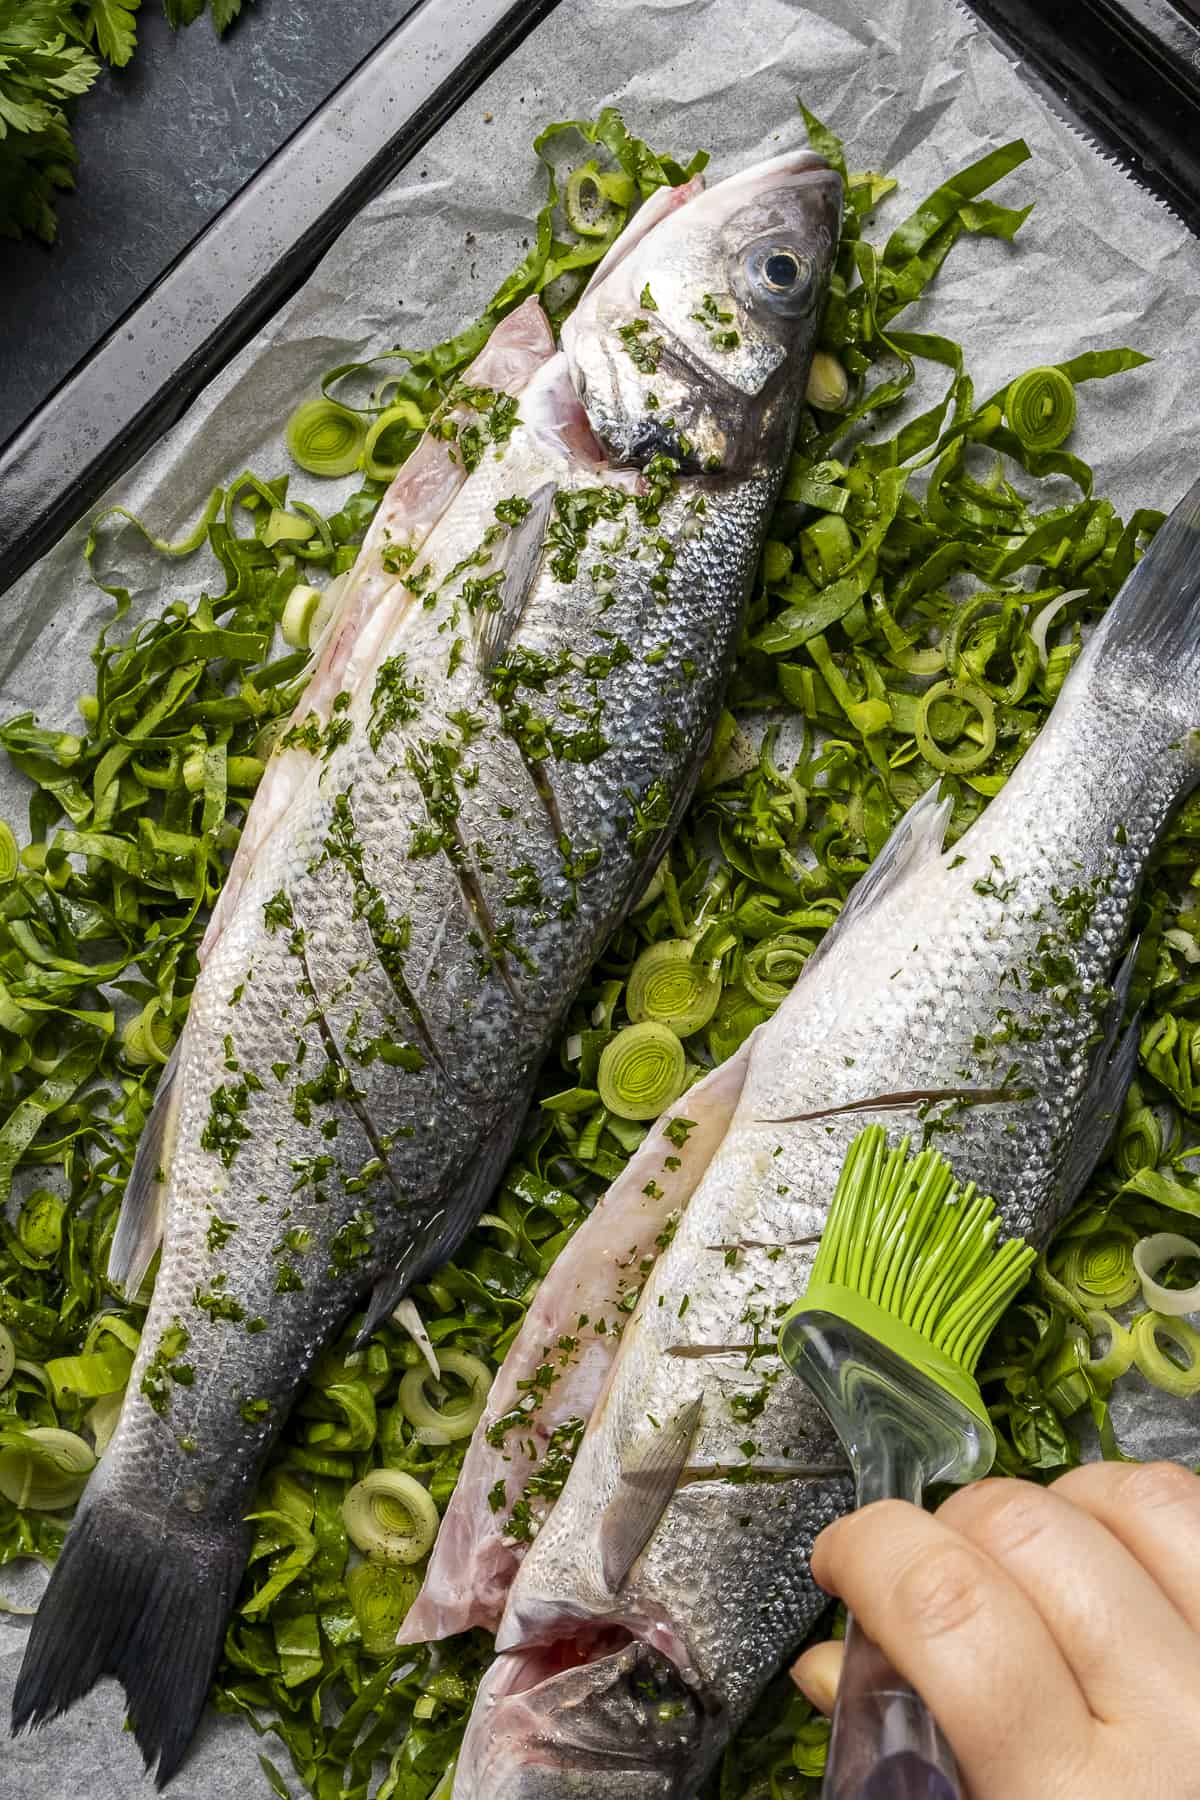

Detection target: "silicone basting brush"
[778, 1125, 1036, 1800]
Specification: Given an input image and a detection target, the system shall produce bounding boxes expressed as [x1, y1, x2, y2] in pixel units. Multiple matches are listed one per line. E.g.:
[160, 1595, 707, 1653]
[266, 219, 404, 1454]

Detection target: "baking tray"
[0, 0, 561, 595]
[0, 0, 1199, 598]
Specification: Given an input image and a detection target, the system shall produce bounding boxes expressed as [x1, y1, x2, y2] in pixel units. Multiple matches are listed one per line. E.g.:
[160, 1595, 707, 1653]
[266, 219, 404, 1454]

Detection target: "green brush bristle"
[810, 1125, 1036, 1377]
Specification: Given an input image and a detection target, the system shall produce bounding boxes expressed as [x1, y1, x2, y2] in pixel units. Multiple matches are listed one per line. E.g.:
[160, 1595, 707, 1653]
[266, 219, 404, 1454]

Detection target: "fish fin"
[1059, 967, 1142, 1214]
[108, 1041, 183, 1299]
[1099, 938, 1140, 1060]
[12, 1486, 247, 1787]
[599, 1396, 703, 1593]
[354, 1091, 534, 1346]
[474, 481, 556, 671]
[391, 1298, 440, 1381]
[825, 783, 953, 946]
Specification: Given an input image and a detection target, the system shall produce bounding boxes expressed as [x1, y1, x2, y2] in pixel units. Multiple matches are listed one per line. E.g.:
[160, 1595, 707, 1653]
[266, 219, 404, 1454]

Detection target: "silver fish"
[449, 482, 1200, 1797]
[12, 149, 842, 1783]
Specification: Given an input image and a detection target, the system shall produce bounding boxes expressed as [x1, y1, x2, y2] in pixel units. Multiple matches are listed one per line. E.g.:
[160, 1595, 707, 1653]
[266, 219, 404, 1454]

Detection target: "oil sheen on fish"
[12, 150, 842, 1783]
[448, 482, 1200, 1798]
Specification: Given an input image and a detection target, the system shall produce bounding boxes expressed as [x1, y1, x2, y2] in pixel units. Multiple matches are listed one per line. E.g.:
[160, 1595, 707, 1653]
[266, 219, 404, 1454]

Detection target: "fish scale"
[13, 147, 843, 1787]
[456, 478, 1200, 1797]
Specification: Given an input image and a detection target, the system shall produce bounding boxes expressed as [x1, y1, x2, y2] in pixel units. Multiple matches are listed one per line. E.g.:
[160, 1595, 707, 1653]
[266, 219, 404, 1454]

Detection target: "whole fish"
[12, 149, 842, 1782]
[449, 482, 1200, 1798]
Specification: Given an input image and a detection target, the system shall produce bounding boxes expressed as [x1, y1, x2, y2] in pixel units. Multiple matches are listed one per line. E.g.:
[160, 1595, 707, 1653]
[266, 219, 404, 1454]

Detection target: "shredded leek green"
[1, 101, 1198, 1800]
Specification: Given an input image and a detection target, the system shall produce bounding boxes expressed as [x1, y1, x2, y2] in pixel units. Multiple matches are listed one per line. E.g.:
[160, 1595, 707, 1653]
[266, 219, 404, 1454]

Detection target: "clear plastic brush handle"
[823, 1613, 961, 1800]
[776, 1313, 992, 1800]
[822, 1423, 963, 1800]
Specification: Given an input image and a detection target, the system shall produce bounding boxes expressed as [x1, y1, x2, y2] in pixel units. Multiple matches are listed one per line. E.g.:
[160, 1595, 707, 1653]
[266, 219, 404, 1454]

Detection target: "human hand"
[791, 1462, 1200, 1799]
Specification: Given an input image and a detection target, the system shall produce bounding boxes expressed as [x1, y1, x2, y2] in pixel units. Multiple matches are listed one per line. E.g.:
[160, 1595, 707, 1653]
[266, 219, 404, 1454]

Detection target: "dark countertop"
[0, 0, 417, 448]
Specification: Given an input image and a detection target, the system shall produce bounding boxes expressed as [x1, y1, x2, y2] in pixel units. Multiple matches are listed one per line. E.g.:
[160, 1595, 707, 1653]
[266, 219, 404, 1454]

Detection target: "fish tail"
[12, 1487, 246, 1788]
[1087, 476, 1200, 754]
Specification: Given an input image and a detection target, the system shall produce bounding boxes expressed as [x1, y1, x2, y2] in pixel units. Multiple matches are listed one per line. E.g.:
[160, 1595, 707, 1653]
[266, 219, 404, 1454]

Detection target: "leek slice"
[0, 1426, 95, 1511]
[1005, 366, 1076, 451]
[626, 940, 721, 1038]
[915, 678, 996, 775]
[1133, 1232, 1200, 1316]
[398, 1349, 492, 1445]
[286, 399, 366, 478]
[597, 1022, 686, 1121]
[341, 1470, 439, 1565]
[1132, 1310, 1200, 1398]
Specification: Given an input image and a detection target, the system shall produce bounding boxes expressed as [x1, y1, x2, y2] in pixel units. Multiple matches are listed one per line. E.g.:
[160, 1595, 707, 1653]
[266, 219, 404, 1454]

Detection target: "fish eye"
[763, 249, 805, 291]
[742, 241, 816, 315]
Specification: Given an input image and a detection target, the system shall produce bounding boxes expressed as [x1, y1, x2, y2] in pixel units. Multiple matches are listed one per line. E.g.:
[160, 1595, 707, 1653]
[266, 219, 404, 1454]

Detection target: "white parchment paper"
[4, 0, 1200, 1793]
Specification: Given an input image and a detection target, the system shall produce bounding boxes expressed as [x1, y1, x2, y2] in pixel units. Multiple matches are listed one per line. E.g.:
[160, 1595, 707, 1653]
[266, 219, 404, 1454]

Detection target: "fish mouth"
[455, 1624, 723, 1800]
[488, 1621, 644, 1693]
[495, 1580, 696, 1667]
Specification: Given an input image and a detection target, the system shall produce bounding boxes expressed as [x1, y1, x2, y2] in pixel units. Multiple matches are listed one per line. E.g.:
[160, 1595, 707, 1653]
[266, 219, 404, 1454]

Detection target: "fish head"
[454, 1630, 723, 1799]
[563, 151, 842, 475]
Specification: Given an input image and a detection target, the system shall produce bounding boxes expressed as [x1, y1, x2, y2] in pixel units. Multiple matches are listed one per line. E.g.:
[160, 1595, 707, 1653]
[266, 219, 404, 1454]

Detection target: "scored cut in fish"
[12, 148, 843, 1784]
[450, 479, 1200, 1798]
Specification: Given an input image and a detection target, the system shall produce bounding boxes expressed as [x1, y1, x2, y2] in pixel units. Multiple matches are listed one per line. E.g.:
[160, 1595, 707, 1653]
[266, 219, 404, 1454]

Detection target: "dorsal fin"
[474, 481, 556, 670]
[598, 1396, 703, 1593]
[108, 1040, 183, 1299]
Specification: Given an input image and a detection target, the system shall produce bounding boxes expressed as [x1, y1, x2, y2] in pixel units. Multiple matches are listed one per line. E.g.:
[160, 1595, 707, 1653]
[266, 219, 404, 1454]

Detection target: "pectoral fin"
[815, 781, 953, 953]
[598, 1396, 703, 1593]
[108, 1041, 183, 1299]
[474, 481, 556, 670]
[354, 1084, 534, 1346]
[392, 1298, 441, 1381]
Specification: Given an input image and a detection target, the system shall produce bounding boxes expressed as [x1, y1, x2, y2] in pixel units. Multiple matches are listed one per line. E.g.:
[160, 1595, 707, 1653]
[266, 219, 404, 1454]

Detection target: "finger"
[940, 1475, 1200, 1723]
[790, 1639, 842, 1715]
[1050, 1460, 1200, 1634]
[812, 1499, 1091, 1799]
